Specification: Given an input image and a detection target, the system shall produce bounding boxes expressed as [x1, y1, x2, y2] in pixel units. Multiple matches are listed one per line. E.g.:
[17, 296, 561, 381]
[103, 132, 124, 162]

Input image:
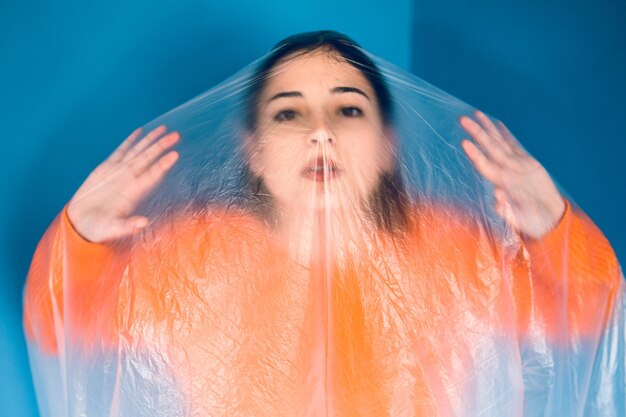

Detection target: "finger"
[122, 125, 168, 162]
[494, 199, 518, 228]
[474, 110, 513, 151]
[108, 128, 143, 163]
[461, 139, 501, 184]
[127, 215, 149, 229]
[493, 186, 510, 211]
[114, 128, 144, 161]
[127, 131, 180, 174]
[136, 150, 179, 193]
[493, 187, 508, 204]
[460, 115, 510, 165]
[493, 201, 514, 224]
[494, 198, 505, 218]
[107, 216, 150, 241]
[495, 120, 526, 155]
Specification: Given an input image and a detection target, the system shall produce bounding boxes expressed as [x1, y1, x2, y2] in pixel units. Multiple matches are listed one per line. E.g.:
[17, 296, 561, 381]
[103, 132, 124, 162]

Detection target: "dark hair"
[242, 30, 411, 234]
[245, 30, 393, 130]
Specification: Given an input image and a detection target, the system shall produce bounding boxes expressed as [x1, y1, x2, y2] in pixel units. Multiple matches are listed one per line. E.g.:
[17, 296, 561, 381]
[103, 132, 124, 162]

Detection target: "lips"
[302, 157, 341, 182]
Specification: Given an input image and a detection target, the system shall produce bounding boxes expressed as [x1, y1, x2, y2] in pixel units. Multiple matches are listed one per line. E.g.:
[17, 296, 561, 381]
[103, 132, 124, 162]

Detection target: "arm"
[23, 126, 180, 354]
[23, 204, 120, 354]
[23, 204, 190, 416]
[512, 199, 621, 341]
[458, 111, 621, 339]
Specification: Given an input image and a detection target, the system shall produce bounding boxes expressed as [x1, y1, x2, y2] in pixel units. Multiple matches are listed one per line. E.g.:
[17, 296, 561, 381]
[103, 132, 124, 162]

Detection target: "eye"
[340, 106, 363, 117]
[274, 109, 297, 122]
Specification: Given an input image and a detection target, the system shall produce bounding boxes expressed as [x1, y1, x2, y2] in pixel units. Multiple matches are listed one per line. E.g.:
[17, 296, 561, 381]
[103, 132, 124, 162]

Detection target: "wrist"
[522, 198, 570, 244]
[64, 204, 97, 244]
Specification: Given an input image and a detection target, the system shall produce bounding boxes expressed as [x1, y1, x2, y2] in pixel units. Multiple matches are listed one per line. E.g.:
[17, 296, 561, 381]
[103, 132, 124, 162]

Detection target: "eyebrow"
[268, 91, 303, 101]
[331, 86, 370, 100]
[268, 86, 371, 102]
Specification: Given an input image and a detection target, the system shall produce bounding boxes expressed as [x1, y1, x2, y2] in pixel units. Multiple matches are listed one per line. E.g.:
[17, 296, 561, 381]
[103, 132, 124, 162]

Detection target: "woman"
[24, 31, 622, 416]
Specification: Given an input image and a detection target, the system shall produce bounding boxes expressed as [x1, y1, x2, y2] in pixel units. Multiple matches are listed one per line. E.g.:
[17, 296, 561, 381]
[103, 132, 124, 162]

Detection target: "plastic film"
[23, 31, 624, 417]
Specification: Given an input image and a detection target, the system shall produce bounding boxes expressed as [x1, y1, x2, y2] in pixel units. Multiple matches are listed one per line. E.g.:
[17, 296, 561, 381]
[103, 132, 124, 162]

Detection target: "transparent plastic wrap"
[23, 31, 624, 416]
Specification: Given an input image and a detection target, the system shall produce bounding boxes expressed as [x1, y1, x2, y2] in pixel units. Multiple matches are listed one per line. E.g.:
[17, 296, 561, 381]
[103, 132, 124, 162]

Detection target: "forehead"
[261, 50, 374, 97]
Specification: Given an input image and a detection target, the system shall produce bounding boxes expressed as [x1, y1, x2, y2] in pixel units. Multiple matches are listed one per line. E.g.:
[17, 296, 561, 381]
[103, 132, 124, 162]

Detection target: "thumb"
[494, 189, 518, 229]
[127, 216, 149, 231]
[109, 216, 149, 239]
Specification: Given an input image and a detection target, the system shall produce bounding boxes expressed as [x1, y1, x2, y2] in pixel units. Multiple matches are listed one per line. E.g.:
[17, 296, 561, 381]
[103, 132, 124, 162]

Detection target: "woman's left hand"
[459, 110, 566, 240]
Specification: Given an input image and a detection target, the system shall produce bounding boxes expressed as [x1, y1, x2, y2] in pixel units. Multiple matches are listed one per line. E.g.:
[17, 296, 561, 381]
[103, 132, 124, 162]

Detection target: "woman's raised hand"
[66, 125, 180, 243]
[460, 111, 566, 240]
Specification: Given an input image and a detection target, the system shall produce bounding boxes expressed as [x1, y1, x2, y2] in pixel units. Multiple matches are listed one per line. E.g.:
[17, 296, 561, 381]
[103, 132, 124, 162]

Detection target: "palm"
[460, 111, 566, 240]
[67, 125, 180, 243]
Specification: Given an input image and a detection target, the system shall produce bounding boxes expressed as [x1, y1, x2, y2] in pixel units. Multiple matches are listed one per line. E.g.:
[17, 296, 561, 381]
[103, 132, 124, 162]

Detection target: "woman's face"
[249, 49, 394, 214]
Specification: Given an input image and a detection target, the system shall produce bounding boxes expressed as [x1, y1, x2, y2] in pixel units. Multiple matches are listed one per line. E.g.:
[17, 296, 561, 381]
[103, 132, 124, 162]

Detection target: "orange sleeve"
[511, 200, 622, 341]
[22, 205, 122, 354]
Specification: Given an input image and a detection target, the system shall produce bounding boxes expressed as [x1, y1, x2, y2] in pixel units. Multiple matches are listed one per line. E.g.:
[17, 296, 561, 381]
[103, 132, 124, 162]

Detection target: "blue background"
[0, 0, 623, 414]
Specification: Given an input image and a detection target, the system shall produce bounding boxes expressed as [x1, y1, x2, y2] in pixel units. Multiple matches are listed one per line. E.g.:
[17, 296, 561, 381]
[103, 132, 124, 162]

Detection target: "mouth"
[301, 157, 341, 182]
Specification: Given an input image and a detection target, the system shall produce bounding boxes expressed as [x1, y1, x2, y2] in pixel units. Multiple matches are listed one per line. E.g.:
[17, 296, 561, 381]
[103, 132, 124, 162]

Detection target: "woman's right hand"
[66, 125, 180, 243]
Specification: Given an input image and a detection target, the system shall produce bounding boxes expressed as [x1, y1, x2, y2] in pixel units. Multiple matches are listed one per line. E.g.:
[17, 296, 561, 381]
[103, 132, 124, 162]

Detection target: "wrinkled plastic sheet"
[23, 32, 624, 416]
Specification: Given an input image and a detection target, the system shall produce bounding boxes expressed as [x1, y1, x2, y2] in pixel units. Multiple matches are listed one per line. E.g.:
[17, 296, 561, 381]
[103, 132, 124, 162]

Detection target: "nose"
[310, 128, 333, 144]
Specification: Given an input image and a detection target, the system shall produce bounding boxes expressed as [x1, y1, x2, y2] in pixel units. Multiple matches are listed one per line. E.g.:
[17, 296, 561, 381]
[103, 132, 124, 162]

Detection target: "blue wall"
[0, 1, 412, 415]
[411, 0, 626, 264]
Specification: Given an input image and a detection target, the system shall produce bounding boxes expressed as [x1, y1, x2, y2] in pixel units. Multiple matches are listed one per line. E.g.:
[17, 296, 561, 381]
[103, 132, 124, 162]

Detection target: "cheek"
[255, 136, 305, 196]
[261, 137, 302, 172]
[339, 127, 393, 177]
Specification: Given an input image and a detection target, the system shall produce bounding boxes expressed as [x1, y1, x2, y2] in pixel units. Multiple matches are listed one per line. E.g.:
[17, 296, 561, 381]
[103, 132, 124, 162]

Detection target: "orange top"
[23, 201, 621, 416]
